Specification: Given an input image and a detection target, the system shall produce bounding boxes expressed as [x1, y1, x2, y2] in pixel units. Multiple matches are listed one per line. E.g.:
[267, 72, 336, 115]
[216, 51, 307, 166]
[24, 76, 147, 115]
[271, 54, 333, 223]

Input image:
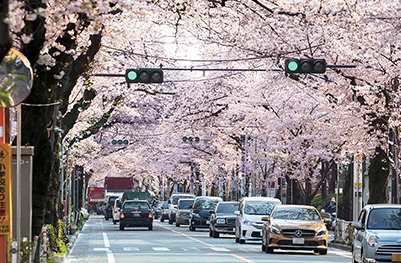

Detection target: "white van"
[168, 193, 196, 224]
[235, 197, 282, 244]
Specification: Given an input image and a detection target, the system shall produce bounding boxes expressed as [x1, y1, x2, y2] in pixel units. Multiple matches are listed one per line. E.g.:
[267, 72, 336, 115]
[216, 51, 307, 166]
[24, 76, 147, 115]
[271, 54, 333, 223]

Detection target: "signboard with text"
[0, 143, 11, 235]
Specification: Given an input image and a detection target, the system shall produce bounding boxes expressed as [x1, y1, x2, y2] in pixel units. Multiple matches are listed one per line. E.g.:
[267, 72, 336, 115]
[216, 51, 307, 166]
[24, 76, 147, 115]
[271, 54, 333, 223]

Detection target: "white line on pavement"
[102, 232, 110, 248]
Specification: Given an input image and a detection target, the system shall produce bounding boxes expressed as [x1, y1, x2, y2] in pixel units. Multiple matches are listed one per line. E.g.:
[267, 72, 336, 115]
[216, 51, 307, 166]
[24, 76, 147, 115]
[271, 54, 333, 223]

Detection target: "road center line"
[102, 232, 110, 248]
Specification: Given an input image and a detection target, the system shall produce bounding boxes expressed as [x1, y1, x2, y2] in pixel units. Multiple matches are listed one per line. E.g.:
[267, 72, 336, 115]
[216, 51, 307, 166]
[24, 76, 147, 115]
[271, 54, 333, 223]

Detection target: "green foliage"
[19, 239, 33, 262]
[46, 219, 70, 256]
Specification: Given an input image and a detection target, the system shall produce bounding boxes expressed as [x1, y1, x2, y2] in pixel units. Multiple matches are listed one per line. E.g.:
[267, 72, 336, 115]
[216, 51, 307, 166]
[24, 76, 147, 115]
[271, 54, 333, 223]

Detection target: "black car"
[209, 201, 239, 238]
[119, 200, 153, 230]
[160, 201, 169, 222]
[189, 196, 223, 231]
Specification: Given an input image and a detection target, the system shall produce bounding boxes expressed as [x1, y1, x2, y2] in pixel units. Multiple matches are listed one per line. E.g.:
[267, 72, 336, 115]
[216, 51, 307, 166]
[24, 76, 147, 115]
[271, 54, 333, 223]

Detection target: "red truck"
[103, 176, 135, 219]
[87, 187, 105, 213]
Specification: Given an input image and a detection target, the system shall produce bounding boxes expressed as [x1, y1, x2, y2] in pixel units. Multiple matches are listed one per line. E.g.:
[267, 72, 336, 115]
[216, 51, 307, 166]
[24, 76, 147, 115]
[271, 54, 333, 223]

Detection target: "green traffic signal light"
[285, 58, 326, 73]
[287, 60, 299, 72]
[126, 70, 138, 81]
[125, 68, 163, 83]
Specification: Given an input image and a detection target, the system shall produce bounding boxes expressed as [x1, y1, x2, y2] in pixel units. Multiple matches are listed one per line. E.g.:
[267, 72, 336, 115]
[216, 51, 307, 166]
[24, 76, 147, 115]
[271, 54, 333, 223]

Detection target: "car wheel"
[176, 223, 180, 227]
[212, 230, 219, 238]
[161, 217, 164, 222]
[189, 225, 196, 231]
[265, 247, 274, 253]
[119, 225, 124, 231]
[149, 225, 153, 230]
[169, 218, 173, 224]
[239, 238, 245, 244]
[113, 220, 116, 225]
[316, 249, 327, 255]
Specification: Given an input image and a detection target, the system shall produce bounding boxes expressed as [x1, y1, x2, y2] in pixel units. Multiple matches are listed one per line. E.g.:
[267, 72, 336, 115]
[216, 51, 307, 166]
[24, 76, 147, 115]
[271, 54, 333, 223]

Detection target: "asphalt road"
[65, 214, 352, 263]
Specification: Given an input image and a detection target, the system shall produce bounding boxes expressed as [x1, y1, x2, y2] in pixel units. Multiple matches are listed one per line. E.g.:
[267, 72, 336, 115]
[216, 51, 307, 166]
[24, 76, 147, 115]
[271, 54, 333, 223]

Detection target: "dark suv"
[189, 196, 223, 231]
[209, 201, 239, 238]
[119, 200, 153, 230]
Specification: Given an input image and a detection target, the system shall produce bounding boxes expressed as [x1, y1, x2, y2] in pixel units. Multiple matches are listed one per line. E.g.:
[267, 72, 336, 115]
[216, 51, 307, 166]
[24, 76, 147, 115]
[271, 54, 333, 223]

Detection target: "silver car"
[352, 204, 401, 263]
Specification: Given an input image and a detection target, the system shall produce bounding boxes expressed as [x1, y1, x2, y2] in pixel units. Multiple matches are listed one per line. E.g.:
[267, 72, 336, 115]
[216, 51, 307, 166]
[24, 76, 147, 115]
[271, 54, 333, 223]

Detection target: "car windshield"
[194, 199, 221, 210]
[367, 208, 401, 230]
[178, 200, 194, 209]
[273, 207, 321, 221]
[216, 203, 239, 214]
[124, 202, 149, 210]
[162, 202, 169, 209]
[172, 195, 194, 205]
[244, 201, 281, 215]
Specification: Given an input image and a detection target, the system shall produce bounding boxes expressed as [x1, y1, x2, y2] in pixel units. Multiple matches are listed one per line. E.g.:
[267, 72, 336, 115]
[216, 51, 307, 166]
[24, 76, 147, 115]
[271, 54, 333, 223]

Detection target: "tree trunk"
[368, 147, 390, 204]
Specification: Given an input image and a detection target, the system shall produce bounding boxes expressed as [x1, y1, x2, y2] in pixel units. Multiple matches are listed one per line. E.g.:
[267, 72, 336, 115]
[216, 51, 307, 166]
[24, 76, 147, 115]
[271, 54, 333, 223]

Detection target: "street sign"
[0, 144, 11, 235]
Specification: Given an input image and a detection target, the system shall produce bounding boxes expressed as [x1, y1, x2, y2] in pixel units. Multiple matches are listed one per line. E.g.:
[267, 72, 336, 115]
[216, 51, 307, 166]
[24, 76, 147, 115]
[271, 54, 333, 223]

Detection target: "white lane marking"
[103, 232, 110, 248]
[94, 248, 109, 251]
[181, 247, 200, 251]
[106, 249, 116, 263]
[152, 247, 170, 251]
[210, 247, 230, 252]
[123, 247, 140, 251]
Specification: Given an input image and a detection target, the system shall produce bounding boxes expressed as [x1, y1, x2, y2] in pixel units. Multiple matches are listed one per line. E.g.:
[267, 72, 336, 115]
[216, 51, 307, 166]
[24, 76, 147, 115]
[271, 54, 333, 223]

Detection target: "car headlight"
[316, 227, 327, 236]
[269, 226, 281, 235]
[217, 219, 226, 224]
[367, 235, 379, 247]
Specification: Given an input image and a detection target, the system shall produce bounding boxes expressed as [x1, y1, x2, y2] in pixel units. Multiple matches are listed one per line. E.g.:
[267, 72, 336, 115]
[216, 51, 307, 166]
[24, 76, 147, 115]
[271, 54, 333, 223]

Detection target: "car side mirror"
[234, 211, 240, 216]
[351, 221, 363, 230]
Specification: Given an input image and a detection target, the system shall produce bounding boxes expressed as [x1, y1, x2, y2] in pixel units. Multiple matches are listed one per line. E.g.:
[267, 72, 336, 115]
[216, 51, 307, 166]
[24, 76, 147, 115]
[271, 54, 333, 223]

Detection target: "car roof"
[124, 200, 149, 203]
[218, 201, 239, 204]
[178, 198, 194, 202]
[194, 196, 223, 200]
[241, 197, 281, 202]
[363, 204, 401, 210]
[274, 204, 317, 210]
[171, 193, 195, 197]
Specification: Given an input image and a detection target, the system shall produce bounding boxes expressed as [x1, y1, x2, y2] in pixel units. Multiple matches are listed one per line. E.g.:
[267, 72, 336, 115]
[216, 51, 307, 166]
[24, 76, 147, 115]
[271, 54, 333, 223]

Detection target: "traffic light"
[125, 68, 163, 83]
[284, 59, 326, 73]
[111, 139, 129, 145]
[182, 136, 200, 142]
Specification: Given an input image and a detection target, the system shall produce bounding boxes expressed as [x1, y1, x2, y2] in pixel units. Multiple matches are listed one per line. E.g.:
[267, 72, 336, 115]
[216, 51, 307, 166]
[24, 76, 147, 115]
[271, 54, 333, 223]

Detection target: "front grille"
[282, 229, 315, 238]
[277, 240, 319, 246]
[253, 223, 264, 229]
[376, 245, 401, 256]
[227, 218, 236, 224]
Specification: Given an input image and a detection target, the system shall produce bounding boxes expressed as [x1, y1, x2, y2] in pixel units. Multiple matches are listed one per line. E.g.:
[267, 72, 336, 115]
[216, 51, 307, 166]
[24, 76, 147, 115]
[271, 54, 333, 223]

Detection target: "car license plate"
[292, 238, 304, 244]
[392, 254, 401, 262]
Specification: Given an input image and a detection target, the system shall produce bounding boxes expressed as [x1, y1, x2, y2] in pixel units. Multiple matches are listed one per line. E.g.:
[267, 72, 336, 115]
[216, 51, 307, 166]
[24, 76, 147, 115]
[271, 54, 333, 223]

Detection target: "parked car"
[235, 197, 282, 244]
[176, 199, 195, 227]
[160, 201, 169, 222]
[168, 193, 196, 224]
[112, 197, 123, 224]
[209, 201, 239, 238]
[119, 200, 153, 231]
[261, 204, 328, 255]
[189, 196, 223, 231]
[352, 204, 401, 263]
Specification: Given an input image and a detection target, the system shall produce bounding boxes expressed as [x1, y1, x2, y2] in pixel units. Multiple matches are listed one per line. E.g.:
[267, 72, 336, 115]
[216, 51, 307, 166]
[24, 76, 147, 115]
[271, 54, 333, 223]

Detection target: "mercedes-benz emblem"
[295, 230, 303, 237]
[397, 239, 401, 243]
